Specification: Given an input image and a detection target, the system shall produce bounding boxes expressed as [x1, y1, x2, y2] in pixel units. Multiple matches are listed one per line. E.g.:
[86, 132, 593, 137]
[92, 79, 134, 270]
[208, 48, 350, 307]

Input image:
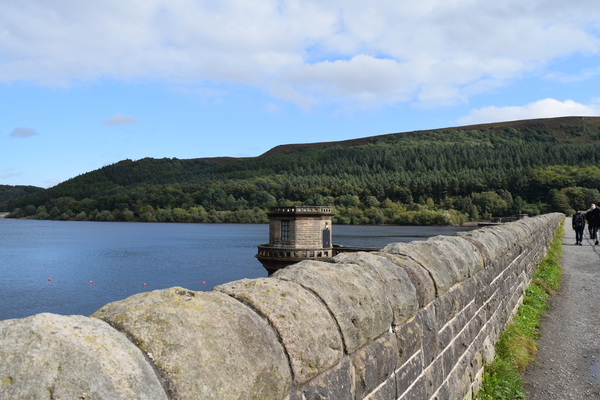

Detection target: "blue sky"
[1, 1, 600, 188]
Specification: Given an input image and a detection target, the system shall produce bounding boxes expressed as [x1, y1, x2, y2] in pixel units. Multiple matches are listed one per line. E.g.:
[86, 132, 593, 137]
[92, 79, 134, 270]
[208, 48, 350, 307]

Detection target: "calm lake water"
[0, 220, 475, 321]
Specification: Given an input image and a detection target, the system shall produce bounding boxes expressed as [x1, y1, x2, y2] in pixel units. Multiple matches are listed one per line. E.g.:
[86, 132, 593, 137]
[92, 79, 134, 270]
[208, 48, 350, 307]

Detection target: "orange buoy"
[89, 281, 93, 284]
[48, 278, 51, 281]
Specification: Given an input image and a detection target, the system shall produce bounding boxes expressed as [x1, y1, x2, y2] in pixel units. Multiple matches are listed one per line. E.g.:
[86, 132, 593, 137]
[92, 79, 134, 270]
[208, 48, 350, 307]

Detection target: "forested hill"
[0, 185, 44, 211]
[6, 116, 600, 225]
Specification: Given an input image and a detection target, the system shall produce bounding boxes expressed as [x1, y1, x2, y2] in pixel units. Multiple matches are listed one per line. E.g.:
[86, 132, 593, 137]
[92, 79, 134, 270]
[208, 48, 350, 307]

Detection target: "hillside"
[0, 185, 44, 211]
[6, 116, 600, 225]
[260, 116, 600, 156]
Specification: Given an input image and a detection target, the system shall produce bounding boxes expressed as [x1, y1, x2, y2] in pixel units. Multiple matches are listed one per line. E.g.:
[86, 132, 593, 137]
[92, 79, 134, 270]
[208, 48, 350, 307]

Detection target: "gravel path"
[523, 218, 600, 399]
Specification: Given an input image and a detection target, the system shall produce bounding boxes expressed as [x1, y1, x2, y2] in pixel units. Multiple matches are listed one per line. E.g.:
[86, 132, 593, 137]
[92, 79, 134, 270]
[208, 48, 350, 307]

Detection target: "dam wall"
[0, 213, 564, 399]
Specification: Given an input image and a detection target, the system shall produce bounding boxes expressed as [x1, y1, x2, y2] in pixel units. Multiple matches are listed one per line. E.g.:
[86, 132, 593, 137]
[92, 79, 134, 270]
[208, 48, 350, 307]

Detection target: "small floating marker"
[48, 278, 51, 281]
[202, 281, 206, 284]
[89, 281, 93, 284]
[143, 283, 147, 286]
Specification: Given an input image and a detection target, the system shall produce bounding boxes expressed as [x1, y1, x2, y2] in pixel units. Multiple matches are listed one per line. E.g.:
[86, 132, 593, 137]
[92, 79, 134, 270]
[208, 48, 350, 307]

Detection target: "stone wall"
[292, 218, 329, 248]
[269, 217, 331, 248]
[0, 213, 564, 400]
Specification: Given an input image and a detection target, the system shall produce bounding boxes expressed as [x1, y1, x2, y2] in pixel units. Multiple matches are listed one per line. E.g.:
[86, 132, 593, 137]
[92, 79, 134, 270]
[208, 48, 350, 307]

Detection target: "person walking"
[572, 209, 586, 245]
[587, 204, 596, 239]
[585, 205, 600, 245]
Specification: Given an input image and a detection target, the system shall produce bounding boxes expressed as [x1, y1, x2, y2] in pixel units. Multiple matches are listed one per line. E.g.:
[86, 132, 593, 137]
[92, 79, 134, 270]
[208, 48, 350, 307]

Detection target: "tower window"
[281, 220, 290, 242]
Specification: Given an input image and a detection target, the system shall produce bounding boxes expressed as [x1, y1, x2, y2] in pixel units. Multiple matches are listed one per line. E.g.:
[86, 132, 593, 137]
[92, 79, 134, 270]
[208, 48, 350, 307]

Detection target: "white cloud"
[103, 113, 139, 126]
[265, 103, 280, 114]
[544, 66, 600, 84]
[0, 1, 599, 108]
[0, 171, 22, 179]
[10, 128, 38, 138]
[458, 98, 600, 125]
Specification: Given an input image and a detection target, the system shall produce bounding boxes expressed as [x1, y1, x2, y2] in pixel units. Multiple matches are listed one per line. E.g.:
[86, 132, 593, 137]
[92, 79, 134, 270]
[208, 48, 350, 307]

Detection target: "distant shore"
[0, 215, 487, 227]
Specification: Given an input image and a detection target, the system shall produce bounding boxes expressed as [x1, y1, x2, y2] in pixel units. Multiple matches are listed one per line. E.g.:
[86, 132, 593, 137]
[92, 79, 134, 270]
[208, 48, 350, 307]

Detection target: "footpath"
[523, 218, 600, 399]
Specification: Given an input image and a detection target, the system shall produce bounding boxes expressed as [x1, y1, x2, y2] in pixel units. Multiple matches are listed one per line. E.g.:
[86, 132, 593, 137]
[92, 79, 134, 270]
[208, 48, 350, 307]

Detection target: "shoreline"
[0, 215, 484, 228]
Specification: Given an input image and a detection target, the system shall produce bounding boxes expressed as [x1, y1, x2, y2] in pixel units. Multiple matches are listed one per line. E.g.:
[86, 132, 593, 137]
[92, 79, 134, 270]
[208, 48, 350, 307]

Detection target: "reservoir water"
[0, 219, 475, 321]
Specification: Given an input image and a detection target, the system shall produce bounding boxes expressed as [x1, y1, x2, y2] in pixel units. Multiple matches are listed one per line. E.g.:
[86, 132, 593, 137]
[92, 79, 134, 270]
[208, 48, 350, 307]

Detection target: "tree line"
[6, 119, 600, 225]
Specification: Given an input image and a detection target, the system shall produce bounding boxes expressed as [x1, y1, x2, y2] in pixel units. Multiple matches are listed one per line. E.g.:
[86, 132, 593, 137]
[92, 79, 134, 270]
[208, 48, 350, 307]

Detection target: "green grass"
[476, 222, 564, 400]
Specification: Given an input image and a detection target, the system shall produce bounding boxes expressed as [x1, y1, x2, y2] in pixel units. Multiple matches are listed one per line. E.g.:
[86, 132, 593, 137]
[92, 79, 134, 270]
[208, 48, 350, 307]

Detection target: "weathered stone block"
[465, 313, 485, 350]
[0, 313, 167, 400]
[273, 260, 393, 353]
[418, 305, 439, 366]
[382, 241, 464, 297]
[432, 380, 451, 400]
[423, 356, 445, 398]
[364, 374, 397, 400]
[92, 287, 291, 400]
[442, 333, 470, 382]
[434, 372, 468, 400]
[481, 336, 495, 365]
[435, 280, 477, 329]
[395, 316, 424, 366]
[214, 277, 344, 384]
[460, 346, 480, 385]
[396, 352, 424, 397]
[457, 228, 508, 264]
[332, 252, 419, 326]
[452, 300, 478, 336]
[442, 341, 459, 381]
[438, 323, 454, 351]
[375, 252, 436, 308]
[290, 357, 353, 400]
[426, 235, 485, 277]
[399, 375, 428, 400]
[459, 236, 492, 268]
[350, 332, 398, 399]
[470, 274, 489, 311]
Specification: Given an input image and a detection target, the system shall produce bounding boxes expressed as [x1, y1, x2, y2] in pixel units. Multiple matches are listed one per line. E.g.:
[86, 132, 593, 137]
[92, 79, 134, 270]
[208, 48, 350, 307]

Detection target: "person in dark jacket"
[573, 209, 586, 245]
[586, 205, 600, 245]
[587, 204, 596, 239]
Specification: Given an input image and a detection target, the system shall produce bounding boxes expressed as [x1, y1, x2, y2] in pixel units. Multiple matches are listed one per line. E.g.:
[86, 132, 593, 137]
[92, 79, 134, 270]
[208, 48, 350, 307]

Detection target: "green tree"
[24, 204, 37, 216]
[472, 191, 509, 218]
[547, 189, 570, 213]
[49, 206, 61, 219]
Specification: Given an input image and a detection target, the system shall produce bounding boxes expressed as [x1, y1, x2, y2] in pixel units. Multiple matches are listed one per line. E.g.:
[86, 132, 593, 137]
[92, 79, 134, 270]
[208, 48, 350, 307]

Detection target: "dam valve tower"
[256, 206, 334, 275]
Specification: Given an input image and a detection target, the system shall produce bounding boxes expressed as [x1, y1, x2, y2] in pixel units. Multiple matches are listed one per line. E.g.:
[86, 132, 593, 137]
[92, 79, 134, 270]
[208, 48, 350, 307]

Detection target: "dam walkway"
[523, 218, 600, 399]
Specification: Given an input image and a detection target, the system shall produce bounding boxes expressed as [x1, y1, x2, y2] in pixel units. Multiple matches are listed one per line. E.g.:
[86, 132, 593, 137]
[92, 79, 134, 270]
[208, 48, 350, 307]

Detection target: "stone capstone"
[0, 313, 167, 400]
[382, 241, 467, 297]
[272, 260, 393, 354]
[331, 252, 418, 326]
[425, 236, 485, 277]
[92, 287, 291, 400]
[374, 252, 437, 308]
[457, 227, 509, 263]
[349, 331, 399, 399]
[214, 277, 344, 384]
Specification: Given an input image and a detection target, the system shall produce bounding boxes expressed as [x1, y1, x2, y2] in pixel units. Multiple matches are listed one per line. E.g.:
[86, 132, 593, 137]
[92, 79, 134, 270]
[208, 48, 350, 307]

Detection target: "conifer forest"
[4, 117, 600, 225]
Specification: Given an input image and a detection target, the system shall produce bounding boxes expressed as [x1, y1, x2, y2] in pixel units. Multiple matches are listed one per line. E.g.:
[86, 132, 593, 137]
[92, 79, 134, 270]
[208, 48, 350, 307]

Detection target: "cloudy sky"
[1, 1, 600, 188]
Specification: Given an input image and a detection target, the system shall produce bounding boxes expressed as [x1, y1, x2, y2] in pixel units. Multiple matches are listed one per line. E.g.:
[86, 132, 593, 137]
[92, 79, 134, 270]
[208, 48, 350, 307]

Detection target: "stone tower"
[256, 206, 334, 275]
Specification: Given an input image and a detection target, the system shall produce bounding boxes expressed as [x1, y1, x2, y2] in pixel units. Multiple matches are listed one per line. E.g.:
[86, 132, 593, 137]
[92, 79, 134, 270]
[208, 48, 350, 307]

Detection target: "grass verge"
[476, 221, 565, 400]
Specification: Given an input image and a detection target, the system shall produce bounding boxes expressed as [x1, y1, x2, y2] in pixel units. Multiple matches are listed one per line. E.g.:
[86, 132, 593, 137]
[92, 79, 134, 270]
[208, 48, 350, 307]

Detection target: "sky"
[1, 1, 600, 188]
